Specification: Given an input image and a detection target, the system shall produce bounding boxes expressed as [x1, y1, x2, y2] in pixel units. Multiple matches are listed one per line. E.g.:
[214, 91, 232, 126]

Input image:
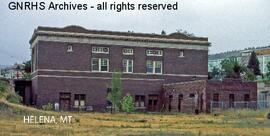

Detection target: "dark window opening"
[74, 94, 86, 108]
[135, 95, 145, 107]
[213, 93, 219, 102]
[244, 94, 250, 101]
[189, 93, 195, 98]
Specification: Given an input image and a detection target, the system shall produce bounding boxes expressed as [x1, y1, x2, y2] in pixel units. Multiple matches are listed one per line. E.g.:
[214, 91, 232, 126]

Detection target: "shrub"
[42, 103, 54, 111]
[6, 93, 22, 104]
[0, 81, 8, 93]
[121, 93, 134, 113]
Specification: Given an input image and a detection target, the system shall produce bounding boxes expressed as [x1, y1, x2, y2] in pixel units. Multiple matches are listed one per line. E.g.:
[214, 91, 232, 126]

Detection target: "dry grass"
[1, 100, 270, 136]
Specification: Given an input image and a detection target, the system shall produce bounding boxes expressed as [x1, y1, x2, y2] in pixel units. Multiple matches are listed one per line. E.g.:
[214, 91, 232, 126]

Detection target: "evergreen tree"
[247, 51, 261, 76]
[161, 30, 166, 35]
[107, 72, 122, 113]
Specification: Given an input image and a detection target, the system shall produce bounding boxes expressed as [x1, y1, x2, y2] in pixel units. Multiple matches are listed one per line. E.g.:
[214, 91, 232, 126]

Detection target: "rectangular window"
[135, 95, 145, 107]
[146, 49, 163, 56]
[91, 58, 109, 72]
[92, 46, 109, 54]
[189, 93, 195, 98]
[244, 94, 250, 101]
[74, 94, 86, 108]
[100, 59, 108, 71]
[92, 58, 99, 71]
[146, 60, 162, 74]
[123, 59, 133, 73]
[123, 48, 133, 55]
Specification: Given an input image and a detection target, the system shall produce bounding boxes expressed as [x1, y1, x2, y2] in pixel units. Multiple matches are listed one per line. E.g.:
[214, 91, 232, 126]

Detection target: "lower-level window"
[74, 94, 86, 108]
[135, 95, 145, 107]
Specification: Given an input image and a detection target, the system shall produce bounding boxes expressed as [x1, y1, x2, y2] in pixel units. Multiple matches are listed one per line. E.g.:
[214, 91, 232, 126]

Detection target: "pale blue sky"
[0, 0, 269, 65]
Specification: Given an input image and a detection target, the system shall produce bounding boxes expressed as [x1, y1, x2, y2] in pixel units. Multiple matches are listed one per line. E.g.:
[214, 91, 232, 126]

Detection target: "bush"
[121, 93, 134, 113]
[42, 103, 54, 111]
[6, 93, 22, 104]
[0, 81, 8, 93]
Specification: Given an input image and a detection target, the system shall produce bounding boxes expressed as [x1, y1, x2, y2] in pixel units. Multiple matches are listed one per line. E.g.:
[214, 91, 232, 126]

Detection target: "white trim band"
[31, 75, 165, 81]
[32, 69, 208, 78]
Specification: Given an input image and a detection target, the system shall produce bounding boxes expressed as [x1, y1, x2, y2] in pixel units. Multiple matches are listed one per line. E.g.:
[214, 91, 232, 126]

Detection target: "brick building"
[29, 25, 210, 111]
[163, 80, 257, 113]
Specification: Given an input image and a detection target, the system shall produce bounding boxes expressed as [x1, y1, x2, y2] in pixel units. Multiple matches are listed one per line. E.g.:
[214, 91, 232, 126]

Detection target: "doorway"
[168, 95, 173, 112]
[148, 95, 158, 111]
[59, 92, 71, 110]
[229, 94, 235, 108]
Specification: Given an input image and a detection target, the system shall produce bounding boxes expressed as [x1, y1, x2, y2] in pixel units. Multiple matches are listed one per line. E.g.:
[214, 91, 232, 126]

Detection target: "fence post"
[210, 101, 212, 113]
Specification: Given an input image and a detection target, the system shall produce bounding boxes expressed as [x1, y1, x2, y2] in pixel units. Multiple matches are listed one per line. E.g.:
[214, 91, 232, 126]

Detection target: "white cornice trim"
[30, 31, 209, 50]
[31, 75, 165, 81]
[32, 69, 208, 78]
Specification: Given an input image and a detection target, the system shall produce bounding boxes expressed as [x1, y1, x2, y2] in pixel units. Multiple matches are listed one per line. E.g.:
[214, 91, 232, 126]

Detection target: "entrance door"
[59, 93, 71, 110]
[178, 94, 183, 112]
[148, 95, 158, 111]
[168, 95, 173, 112]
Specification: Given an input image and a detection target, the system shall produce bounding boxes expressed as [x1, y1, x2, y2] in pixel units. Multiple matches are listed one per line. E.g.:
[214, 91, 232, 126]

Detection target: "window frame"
[146, 49, 163, 56]
[67, 45, 73, 52]
[74, 94, 86, 108]
[179, 50, 184, 57]
[92, 46, 109, 54]
[122, 59, 133, 73]
[122, 48, 134, 55]
[135, 95, 145, 107]
[146, 60, 162, 74]
[91, 58, 109, 72]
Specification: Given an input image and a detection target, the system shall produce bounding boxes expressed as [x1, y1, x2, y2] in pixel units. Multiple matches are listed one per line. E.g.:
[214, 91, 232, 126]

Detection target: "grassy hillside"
[1, 99, 270, 136]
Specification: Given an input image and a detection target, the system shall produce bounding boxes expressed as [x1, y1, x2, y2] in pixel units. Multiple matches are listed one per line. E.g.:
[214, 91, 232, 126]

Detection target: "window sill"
[146, 73, 163, 75]
[135, 107, 146, 109]
[123, 72, 133, 74]
[91, 71, 109, 73]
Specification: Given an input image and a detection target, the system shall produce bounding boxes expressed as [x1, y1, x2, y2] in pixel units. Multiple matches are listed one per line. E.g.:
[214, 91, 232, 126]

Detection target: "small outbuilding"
[162, 79, 257, 113]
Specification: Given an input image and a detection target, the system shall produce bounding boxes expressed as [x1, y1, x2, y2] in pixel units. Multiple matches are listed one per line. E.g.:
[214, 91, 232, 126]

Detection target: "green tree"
[107, 72, 122, 113]
[0, 81, 7, 93]
[221, 58, 244, 78]
[121, 93, 134, 113]
[243, 68, 256, 81]
[161, 30, 166, 35]
[247, 51, 261, 76]
[210, 67, 221, 79]
[23, 60, 31, 73]
[22, 60, 31, 79]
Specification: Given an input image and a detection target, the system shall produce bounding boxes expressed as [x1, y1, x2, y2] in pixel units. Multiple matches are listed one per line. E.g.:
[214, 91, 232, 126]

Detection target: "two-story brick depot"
[19, 25, 256, 113]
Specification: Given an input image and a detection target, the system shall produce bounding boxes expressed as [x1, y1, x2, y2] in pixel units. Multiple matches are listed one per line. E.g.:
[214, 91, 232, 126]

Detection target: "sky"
[0, 0, 269, 65]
